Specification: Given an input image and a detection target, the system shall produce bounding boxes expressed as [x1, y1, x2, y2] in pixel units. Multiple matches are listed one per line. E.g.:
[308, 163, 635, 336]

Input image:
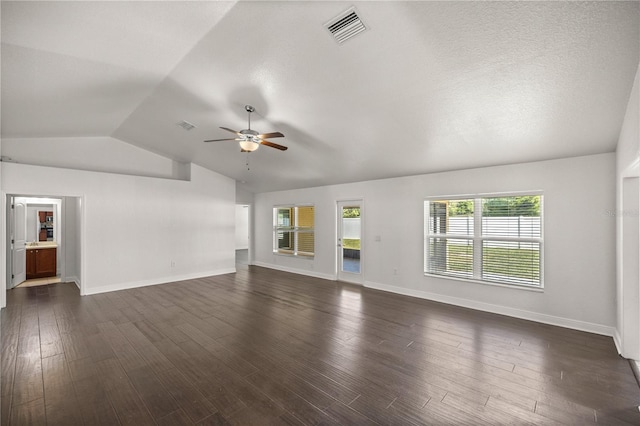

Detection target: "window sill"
[424, 273, 544, 292]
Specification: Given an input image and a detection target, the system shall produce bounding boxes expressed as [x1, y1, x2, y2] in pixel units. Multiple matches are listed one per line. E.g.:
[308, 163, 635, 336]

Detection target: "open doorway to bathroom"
[6, 194, 82, 291]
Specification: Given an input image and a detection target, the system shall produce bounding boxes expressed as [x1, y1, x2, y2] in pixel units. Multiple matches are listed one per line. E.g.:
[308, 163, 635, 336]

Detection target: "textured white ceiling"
[2, 1, 639, 192]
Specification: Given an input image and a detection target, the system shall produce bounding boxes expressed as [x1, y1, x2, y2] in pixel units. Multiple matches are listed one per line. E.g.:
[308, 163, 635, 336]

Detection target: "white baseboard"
[65, 275, 80, 291]
[365, 280, 615, 337]
[631, 360, 640, 387]
[613, 329, 623, 355]
[83, 268, 236, 296]
[253, 261, 336, 281]
[613, 329, 640, 387]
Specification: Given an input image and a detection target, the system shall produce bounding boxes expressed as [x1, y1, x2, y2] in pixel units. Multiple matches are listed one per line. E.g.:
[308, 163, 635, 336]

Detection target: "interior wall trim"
[64, 275, 80, 291]
[364, 280, 615, 337]
[83, 268, 236, 296]
[631, 360, 640, 388]
[253, 261, 336, 282]
[614, 329, 623, 355]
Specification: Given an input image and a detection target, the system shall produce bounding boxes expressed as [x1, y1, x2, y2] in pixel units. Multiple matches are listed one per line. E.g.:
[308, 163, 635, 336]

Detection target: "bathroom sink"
[26, 242, 58, 249]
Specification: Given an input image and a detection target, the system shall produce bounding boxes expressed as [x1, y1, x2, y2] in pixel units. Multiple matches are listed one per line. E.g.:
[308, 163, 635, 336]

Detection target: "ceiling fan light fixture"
[204, 104, 287, 151]
[239, 140, 259, 152]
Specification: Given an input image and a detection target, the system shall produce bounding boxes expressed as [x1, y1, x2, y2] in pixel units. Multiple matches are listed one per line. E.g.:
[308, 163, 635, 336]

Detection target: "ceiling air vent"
[325, 7, 367, 44]
[177, 120, 196, 131]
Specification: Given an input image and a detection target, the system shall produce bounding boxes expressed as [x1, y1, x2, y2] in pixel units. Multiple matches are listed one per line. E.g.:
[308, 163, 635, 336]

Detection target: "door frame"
[235, 203, 252, 266]
[9, 197, 27, 288]
[2, 192, 86, 309]
[337, 199, 364, 284]
[12, 196, 62, 284]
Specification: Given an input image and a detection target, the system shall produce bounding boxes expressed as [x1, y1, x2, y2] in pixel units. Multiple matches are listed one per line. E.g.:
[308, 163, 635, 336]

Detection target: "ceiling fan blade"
[257, 131, 284, 139]
[204, 138, 241, 142]
[220, 126, 241, 135]
[260, 140, 288, 151]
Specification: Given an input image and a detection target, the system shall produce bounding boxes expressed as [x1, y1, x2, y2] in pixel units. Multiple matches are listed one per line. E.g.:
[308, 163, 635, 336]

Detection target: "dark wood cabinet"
[26, 250, 36, 278]
[25, 248, 57, 280]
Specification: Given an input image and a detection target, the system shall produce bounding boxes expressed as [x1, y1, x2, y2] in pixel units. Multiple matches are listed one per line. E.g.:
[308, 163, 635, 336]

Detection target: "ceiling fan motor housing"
[239, 129, 259, 137]
[239, 129, 260, 145]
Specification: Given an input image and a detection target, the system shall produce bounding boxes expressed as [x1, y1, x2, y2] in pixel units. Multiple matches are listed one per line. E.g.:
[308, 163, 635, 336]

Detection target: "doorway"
[337, 200, 363, 284]
[235, 204, 250, 267]
[6, 194, 82, 295]
[8, 196, 62, 289]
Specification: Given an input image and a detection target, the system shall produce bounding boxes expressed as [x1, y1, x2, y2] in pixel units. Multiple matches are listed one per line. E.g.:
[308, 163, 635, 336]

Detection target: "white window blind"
[425, 194, 543, 288]
[426, 199, 475, 280]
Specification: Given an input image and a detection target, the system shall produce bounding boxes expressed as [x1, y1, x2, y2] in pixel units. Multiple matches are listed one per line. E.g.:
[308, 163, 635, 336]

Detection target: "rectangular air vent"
[177, 120, 196, 131]
[325, 7, 367, 44]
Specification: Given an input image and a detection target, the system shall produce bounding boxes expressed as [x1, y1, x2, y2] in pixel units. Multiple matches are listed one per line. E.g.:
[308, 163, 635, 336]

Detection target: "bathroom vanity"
[26, 243, 57, 279]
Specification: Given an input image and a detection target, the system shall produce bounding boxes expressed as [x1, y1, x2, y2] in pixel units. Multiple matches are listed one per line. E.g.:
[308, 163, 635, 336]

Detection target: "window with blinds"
[425, 194, 543, 288]
[274, 205, 315, 257]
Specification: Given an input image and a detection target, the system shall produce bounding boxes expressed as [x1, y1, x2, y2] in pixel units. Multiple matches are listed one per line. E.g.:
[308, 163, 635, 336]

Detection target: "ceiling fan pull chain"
[246, 152, 250, 170]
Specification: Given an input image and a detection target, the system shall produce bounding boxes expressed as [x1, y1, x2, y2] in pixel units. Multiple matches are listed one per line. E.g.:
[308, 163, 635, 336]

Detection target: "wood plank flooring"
[2, 266, 639, 425]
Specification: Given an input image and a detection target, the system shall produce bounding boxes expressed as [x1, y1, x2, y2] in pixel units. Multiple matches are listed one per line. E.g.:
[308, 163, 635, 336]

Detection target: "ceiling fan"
[204, 105, 287, 152]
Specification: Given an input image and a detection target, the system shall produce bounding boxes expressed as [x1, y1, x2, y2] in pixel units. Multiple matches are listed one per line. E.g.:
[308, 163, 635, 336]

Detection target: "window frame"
[424, 191, 544, 290]
[273, 204, 315, 258]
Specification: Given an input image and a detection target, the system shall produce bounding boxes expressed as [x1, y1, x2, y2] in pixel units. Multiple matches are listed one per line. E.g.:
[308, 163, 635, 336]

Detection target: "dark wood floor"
[2, 266, 640, 425]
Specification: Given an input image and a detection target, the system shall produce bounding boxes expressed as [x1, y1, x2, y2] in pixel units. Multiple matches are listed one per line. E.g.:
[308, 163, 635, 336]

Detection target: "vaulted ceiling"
[2, 1, 639, 192]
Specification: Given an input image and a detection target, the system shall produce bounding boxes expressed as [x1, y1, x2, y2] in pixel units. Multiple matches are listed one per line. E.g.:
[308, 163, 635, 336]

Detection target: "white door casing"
[11, 201, 27, 287]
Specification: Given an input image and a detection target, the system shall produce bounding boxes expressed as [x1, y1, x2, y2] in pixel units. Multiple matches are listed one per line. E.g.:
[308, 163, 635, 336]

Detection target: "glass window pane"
[429, 200, 474, 236]
[277, 231, 293, 250]
[297, 206, 314, 229]
[297, 231, 315, 256]
[482, 196, 541, 238]
[342, 207, 360, 218]
[428, 237, 473, 279]
[277, 208, 294, 228]
[482, 240, 540, 286]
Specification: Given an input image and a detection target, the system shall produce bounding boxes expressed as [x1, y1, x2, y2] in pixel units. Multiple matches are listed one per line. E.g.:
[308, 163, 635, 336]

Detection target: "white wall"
[1, 162, 236, 301]
[254, 153, 617, 335]
[2, 136, 190, 180]
[235, 205, 249, 250]
[236, 185, 254, 205]
[616, 62, 640, 357]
